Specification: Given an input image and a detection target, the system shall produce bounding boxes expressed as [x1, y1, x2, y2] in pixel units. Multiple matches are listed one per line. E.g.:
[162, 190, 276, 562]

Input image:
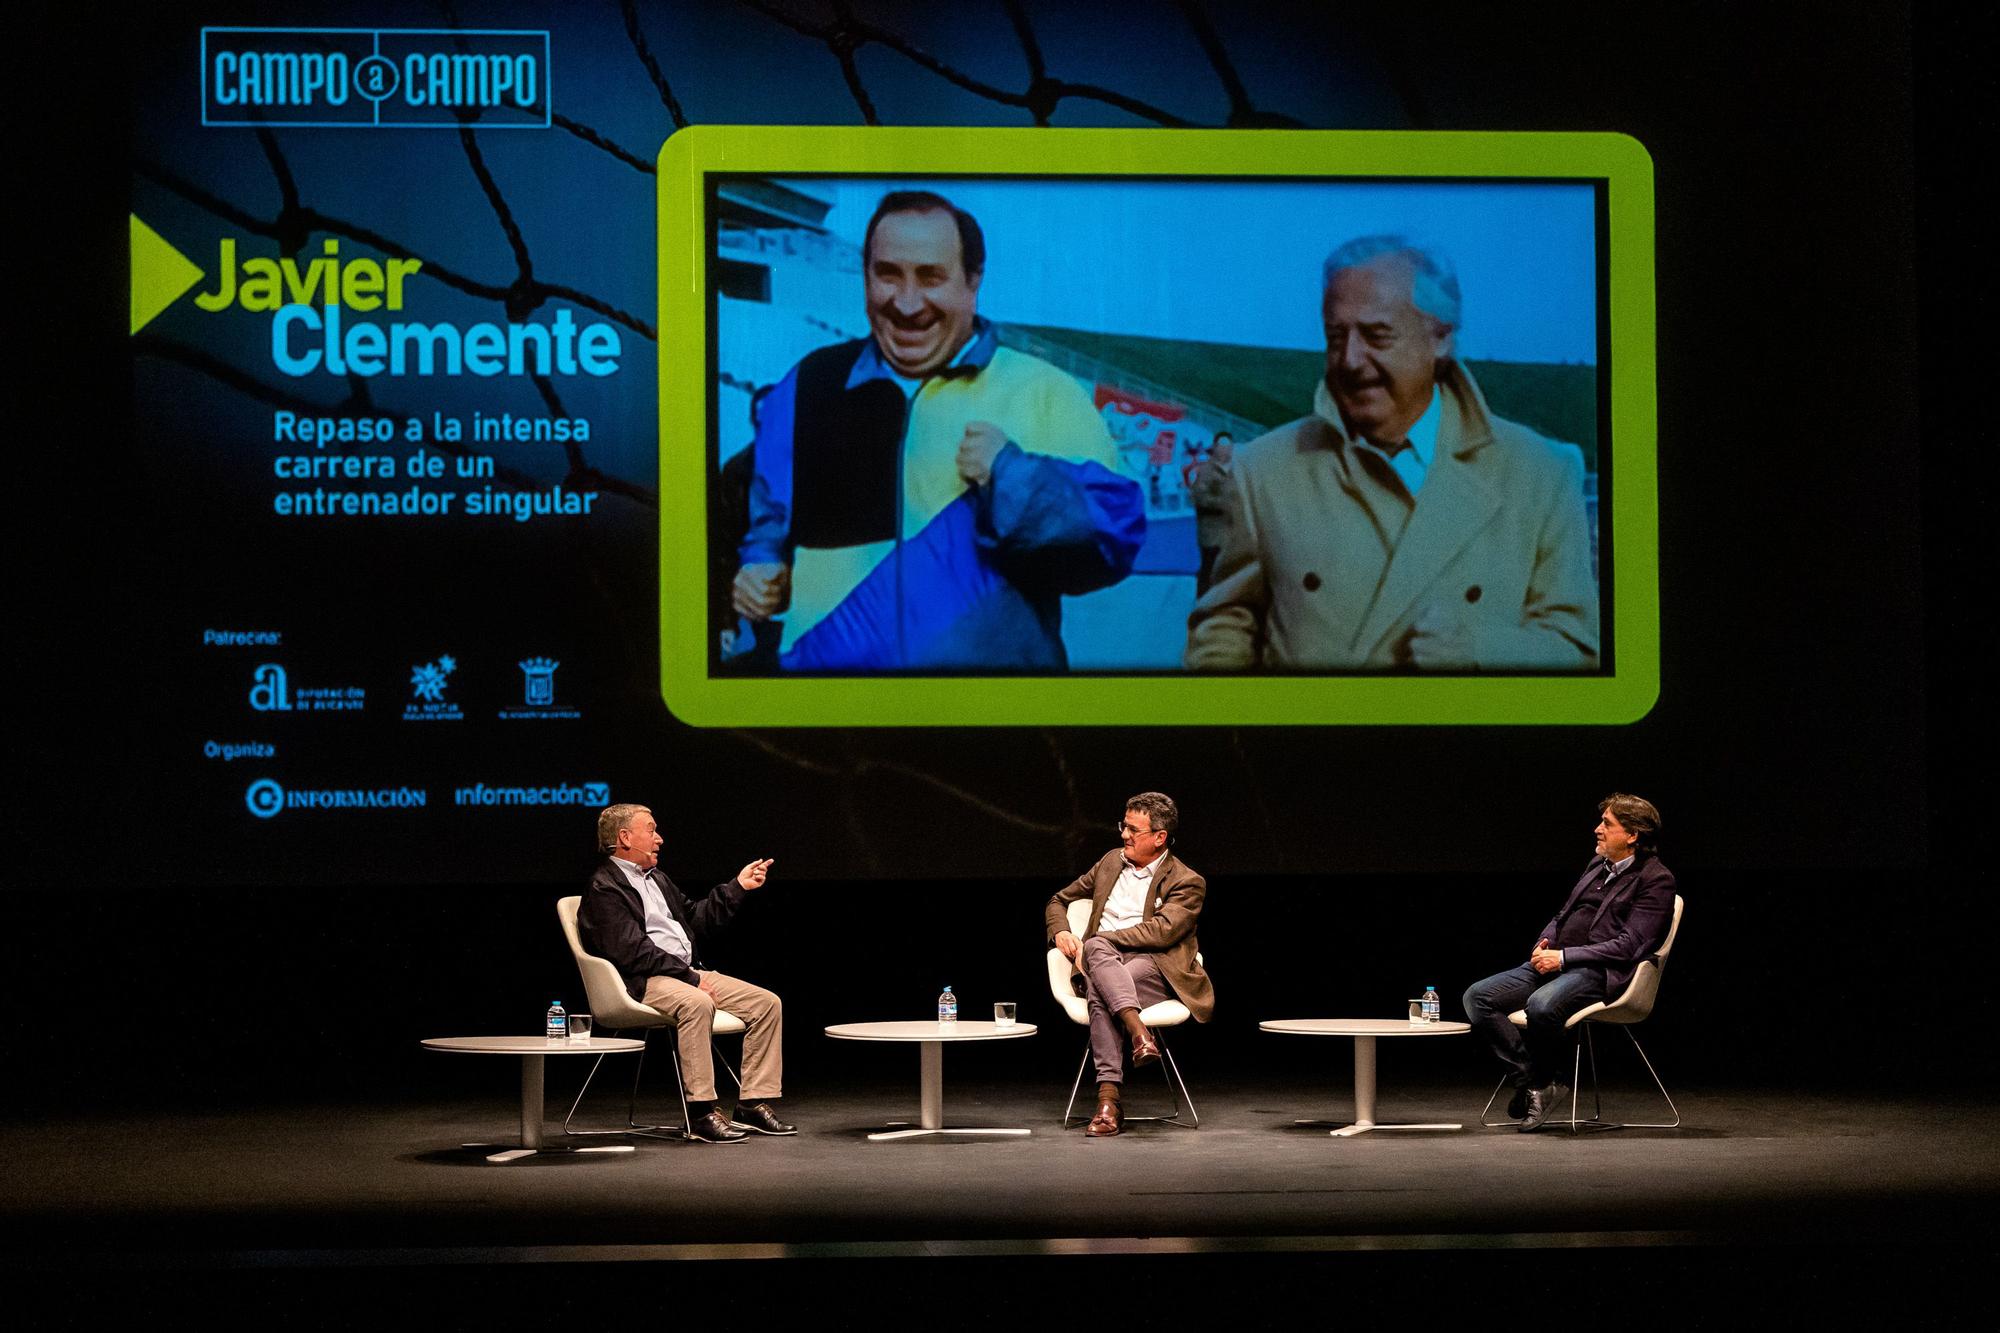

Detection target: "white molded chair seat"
[1488, 894, 1684, 1131]
[1047, 899, 1200, 1127]
[557, 895, 745, 1140]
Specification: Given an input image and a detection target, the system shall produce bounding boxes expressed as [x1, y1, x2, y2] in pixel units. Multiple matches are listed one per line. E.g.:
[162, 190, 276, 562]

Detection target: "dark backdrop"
[11, 1, 1977, 1110]
[82, 0, 1930, 888]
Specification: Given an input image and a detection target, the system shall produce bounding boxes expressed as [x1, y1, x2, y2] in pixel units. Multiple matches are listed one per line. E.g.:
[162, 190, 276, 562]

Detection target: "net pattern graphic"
[131, 0, 1319, 866]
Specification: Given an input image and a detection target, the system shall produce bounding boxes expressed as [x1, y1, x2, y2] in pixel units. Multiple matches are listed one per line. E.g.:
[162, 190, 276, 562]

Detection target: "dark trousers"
[1462, 963, 1607, 1089]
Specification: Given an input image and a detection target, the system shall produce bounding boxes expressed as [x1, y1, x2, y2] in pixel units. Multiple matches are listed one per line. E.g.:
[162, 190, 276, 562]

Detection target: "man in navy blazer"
[1463, 794, 1677, 1131]
[578, 802, 792, 1143]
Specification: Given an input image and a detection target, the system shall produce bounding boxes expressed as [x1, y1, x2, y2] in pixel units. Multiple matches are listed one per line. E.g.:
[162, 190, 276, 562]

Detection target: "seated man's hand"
[1404, 601, 1475, 670]
[1530, 945, 1563, 975]
[737, 857, 774, 890]
[1054, 930, 1080, 961]
[732, 562, 791, 620]
[957, 421, 1008, 488]
[697, 971, 718, 997]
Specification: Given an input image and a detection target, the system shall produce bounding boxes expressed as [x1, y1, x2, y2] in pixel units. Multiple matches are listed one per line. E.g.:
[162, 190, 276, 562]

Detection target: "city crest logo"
[499, 656, 581, 721]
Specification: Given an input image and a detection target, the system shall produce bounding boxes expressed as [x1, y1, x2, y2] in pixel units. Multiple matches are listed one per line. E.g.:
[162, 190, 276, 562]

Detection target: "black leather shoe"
[1518, 1082, 1571, 1133]
[687, 1109, 749, 1143]
[729, 1102, 798, 1136]
[1506, 1084, 1530, 1121]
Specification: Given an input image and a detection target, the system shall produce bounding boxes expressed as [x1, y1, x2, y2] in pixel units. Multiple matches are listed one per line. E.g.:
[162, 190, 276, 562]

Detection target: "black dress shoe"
[687, 1109, 749, 1143]
[1518, 1082, 1571, 1133]
[1507, 1085, 1530, 1120]
[729, 1102, 798, 1136]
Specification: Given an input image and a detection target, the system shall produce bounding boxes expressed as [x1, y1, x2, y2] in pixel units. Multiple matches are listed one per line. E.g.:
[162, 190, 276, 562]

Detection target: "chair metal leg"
[1155, 1034, 1200, 1128]
[1566, 1038, 1585, 1132]
[563, 1051, 610, 1127]
[1062, 1032, 1200, 1128]
[1565, 1024, 1680, 1131]
[562, 1027, 692, 1142]
[1605, 1027, 1680, 1128]
[713, 1045, 743, 1095]
[1479, 1075, 1521, 1127]
[1587, 1024, 1604, 1122]
[1061, 1046, 1092, 1128]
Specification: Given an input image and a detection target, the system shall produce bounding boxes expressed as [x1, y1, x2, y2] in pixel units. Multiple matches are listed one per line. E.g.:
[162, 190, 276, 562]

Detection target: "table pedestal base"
[865, 1040, 1031, 1142]
[463, 1143, 638, 1163]
[1292, 1119, 1465, 1136]
[1312, 1035, 1464, 1137]
[467, 1052, 641, 1162]
[867, 1127, 1033, 1142]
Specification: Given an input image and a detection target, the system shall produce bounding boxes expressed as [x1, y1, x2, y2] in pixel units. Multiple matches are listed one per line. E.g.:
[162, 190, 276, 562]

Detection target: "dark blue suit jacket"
[1537, 853, 1678, 994]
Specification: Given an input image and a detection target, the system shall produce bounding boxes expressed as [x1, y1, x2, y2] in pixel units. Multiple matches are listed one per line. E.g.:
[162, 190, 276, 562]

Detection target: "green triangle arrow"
[130, 215, 205, 335]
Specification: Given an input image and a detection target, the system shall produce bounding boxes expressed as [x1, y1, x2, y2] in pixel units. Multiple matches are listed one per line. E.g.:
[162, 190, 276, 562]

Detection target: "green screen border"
[658, 126, 1657, 727]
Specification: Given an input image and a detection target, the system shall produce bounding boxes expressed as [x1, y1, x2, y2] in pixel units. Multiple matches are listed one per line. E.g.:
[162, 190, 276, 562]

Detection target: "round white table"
[422, 1036, 645, 1162]
[1259, 1018, 1472, 1137]
[825, 1020, 1038, 1141]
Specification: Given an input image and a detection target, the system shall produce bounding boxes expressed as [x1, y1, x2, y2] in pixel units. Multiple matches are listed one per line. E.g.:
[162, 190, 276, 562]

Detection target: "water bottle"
[546, 1000, 568, 1040]
[1422, 985, 1441, 1024]
[937, 986, 958, 1025]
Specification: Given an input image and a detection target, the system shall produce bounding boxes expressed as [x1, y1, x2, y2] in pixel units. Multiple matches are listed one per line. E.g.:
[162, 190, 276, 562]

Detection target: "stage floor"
[7, 1078, 1997, 1260]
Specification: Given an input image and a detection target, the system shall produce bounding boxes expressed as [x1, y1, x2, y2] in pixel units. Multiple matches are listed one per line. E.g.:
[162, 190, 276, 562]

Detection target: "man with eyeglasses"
[578, 802, 793, 1143]
[1044, 791, 1212, 1137]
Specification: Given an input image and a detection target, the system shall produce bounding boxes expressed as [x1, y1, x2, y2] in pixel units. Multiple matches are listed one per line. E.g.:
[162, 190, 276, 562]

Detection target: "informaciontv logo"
[202, 28, 551, 129]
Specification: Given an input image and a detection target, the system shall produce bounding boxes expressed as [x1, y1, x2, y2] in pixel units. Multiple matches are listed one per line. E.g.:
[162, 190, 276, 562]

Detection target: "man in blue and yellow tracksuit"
[732, 190, 1144, 671]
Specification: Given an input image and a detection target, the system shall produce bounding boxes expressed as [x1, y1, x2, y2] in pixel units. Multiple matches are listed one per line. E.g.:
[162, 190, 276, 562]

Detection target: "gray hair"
[596, 802, 650, 854]
[1322, 235, 1462, 331]
[1125, 791, 1180, 842]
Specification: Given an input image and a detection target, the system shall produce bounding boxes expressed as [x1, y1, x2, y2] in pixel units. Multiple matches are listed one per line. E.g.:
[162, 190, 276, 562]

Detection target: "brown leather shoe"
[1085, 1097, 1124, 1137]
[1130, 1029, 1161, 1068]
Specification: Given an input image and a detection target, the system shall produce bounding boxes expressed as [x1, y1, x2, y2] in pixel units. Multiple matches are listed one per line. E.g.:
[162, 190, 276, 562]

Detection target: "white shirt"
[612, 856, 694, 967]
[1352, 384, 1442, 500]
[1099, 855, 1161, 932]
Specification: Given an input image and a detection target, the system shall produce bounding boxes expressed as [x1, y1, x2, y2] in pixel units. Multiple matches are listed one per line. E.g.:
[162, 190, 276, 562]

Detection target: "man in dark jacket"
[1462, 794, 1677, 1131]
[578, 802, 791, 1143]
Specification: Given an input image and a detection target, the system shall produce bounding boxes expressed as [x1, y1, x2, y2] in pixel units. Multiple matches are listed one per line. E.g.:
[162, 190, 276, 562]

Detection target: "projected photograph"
[704, 176, 1603, 676]
[658, 127, 1656, 726]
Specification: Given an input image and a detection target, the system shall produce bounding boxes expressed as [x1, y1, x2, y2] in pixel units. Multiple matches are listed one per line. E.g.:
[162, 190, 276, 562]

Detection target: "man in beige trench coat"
[1185, 235, 1599, 672]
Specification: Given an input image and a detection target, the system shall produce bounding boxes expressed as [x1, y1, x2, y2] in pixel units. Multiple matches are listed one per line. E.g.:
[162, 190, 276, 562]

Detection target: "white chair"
[556, 895, 746, 1142]
[1046, 899, 1200, 1128]
[1481, 895, 1684, 1132]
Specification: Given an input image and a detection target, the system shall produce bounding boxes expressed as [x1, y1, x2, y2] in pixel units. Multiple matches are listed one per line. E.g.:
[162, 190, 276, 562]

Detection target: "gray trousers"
[1082, 935, 1173, 1085]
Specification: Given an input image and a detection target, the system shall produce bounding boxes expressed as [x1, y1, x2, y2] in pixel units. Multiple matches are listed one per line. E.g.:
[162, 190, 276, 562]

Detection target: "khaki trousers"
[641, 970, 783, 1102]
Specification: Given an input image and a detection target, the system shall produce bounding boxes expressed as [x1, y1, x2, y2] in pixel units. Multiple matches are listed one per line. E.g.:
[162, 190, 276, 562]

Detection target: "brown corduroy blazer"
[1043, 849, 1212, 1022]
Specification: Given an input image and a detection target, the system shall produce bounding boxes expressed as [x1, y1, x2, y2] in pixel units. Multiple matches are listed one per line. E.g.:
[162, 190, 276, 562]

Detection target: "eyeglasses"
[1117, 821, 1162, 838]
